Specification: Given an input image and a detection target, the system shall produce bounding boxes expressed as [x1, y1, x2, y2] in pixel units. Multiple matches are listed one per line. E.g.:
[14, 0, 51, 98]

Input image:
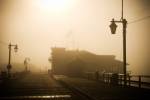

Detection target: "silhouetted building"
[50, 47, 123, 76]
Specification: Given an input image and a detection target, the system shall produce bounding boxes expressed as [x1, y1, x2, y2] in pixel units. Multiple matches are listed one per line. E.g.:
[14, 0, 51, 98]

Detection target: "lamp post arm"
[11, 44, 17, 46]
[110, 20, 122, 23]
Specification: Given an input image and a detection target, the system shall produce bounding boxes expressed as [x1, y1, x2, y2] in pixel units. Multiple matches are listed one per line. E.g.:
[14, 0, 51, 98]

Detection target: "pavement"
[55, 75, 150, 100]
[0, 73, 150, 100]
[0, 73, 73, 99]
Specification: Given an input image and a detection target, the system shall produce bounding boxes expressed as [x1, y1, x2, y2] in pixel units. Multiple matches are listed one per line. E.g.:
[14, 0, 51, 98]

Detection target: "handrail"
[85, 72, 150, 89]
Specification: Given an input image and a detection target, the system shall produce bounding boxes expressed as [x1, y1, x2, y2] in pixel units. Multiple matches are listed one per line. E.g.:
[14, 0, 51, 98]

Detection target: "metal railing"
[85, 72, 150, 89]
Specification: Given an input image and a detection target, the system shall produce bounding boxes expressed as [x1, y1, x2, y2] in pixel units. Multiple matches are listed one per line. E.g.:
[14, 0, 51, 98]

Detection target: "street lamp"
[109, 0, 127, 86]
[7, 43, 18, 77]
[109, 19, 117, 34]
[109, 18, 127, 86]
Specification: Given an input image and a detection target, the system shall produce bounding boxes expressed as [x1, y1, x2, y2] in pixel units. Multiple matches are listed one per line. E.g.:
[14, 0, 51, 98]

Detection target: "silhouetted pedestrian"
[95, 70, 99, 80]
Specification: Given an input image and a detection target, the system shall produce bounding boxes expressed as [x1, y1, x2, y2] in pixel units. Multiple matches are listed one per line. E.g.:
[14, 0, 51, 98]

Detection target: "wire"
[129, 16, 150, 24]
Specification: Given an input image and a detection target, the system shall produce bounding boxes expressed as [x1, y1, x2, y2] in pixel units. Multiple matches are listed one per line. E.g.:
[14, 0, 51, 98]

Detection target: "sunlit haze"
[0, 0, 150, 74]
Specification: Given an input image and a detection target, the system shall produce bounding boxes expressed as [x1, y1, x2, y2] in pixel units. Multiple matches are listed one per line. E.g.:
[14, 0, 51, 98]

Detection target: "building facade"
[50, 47, 123, 76]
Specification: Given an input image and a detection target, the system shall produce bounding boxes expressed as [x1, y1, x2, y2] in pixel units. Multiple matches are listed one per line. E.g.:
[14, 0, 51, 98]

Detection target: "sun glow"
[37, 0, 74, 13]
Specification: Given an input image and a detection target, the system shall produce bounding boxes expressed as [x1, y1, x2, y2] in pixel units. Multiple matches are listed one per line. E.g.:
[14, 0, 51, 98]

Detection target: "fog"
[0, 0, 150, 75]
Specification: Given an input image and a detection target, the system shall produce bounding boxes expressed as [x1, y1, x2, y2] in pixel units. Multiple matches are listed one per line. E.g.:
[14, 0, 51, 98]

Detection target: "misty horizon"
[0, 0, 150, 75]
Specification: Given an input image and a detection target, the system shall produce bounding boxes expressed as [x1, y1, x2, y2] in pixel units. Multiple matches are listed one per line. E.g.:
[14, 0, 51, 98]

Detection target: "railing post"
[121, 75, 123, 86]
[106, 74, 107, 83]
[128, 76, 131, 86]
[118, 75, 121, 85]
[103, 73, 105, 82]
[107, 74, 109, 83]
[119, 75, 121, 85]
[120, 75, 123, 86]
[104, 73, 106, 83]
[108, 74, 109, 83]
[107, 73, 109, 83]
[139, 76, 141, 88]
[109, 74, 111, 84]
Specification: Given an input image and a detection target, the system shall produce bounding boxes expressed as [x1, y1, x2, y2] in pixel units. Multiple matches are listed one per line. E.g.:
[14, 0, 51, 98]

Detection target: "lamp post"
[7, 43, 18, 77]
[109, 0, 127, 86]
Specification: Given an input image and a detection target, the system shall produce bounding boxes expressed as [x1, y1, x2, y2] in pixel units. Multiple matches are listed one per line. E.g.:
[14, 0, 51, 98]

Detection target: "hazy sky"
[0, 0, 150, 74]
